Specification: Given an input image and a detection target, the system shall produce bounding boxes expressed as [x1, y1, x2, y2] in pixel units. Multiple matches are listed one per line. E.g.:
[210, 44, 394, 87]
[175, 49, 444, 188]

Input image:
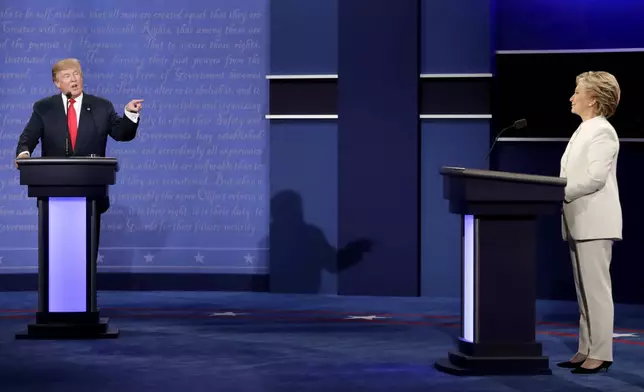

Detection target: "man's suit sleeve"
[15, 104, 44, 156]
[107, 102, 139, 142]
[565, 127, 617, 202]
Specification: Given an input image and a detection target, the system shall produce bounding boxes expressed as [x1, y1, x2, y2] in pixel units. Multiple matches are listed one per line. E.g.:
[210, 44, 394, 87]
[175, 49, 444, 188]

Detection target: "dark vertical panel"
[268, 121, 339, 294]
[420, 0, 492, 73]
[269, 0, 338, 73]
[420, 120, 489, 298]
[337, 0, 420, 296]
[419, 0, 493, 298]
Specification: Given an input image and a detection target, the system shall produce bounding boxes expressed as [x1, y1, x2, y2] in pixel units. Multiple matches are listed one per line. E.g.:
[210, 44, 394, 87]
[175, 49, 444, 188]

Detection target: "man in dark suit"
[15, 58, 143, 260]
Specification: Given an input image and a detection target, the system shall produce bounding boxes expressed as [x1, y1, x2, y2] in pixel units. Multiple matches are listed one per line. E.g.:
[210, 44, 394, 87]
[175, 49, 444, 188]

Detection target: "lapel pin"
[87, 107, 91, 111]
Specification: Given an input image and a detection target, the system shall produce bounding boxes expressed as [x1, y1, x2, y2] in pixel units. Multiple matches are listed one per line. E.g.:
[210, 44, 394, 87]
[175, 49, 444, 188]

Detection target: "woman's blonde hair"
[576, 71, 621, 118]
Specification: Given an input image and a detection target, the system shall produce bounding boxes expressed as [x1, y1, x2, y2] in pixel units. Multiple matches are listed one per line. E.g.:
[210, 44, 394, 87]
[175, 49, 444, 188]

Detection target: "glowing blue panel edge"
[463, 214, 474, 342]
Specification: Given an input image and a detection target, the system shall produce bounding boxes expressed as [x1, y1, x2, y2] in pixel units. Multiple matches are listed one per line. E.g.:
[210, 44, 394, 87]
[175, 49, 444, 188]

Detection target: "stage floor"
[1, 292, 643, 391]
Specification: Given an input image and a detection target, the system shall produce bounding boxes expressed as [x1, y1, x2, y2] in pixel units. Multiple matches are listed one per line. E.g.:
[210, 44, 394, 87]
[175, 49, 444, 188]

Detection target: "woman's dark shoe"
[570, 361, 613, 374]
[557, 354, 587, 368]
[556, 360, 585, 369]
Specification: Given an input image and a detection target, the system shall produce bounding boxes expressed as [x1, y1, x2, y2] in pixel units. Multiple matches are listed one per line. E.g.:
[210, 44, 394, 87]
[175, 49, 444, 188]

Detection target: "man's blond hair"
[52, 58, 82, 81]
[576, 71, 621, 118]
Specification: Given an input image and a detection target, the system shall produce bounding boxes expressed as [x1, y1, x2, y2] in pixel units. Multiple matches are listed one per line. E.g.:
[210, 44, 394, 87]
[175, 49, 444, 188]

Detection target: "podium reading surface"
[15, 157, 119, 339]
[434, 166, 566, 376]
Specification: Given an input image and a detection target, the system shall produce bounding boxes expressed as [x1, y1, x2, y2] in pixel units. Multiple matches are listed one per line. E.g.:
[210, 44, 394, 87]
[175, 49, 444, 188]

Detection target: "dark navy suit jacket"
[16, 93, 139, 213]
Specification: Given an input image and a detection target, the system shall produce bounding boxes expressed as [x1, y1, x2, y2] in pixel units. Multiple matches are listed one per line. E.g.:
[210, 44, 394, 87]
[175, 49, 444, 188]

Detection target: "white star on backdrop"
[143, 253, 154, 263]
[0, 256, 3, 265]
[345, 315, 390, 320]
[195, 253, 204, 264]
[613, 333, 638, 338]
[244, 253, 254, 264]
[97, 253, 104, 264]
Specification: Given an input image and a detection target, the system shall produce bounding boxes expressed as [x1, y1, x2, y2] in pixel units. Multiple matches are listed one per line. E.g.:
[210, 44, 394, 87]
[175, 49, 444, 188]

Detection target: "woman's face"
[570, 81, 596, 118]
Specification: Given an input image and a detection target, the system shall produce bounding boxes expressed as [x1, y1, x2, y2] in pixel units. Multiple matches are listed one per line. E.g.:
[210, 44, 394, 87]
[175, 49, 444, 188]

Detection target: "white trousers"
[567, 238, 614, 361]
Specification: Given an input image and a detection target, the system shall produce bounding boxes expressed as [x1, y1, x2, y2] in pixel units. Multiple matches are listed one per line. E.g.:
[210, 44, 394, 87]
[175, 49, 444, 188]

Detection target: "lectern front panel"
[48, 197, 87, 312]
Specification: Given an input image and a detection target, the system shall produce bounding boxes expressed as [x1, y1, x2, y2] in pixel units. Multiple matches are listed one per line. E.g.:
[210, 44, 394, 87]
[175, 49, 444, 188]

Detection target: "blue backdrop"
[2, 0, 643, 303]
[0, 0, 269, 275]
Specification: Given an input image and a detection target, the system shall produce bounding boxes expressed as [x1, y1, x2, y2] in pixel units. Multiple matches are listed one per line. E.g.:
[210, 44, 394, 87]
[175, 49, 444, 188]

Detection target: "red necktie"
[68, 98, 77, 150]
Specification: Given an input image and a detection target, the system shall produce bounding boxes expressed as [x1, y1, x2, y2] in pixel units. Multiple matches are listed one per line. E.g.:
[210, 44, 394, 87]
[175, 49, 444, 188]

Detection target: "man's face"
[54, 67, 83, 97]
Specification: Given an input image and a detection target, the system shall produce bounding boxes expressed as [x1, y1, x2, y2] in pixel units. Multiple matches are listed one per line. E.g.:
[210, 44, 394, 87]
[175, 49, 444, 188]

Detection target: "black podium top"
[17, 156, 118, 169]
[17, 157, 119, 198]
[440, 166, 566, 187]
[440, 166, 566, 216]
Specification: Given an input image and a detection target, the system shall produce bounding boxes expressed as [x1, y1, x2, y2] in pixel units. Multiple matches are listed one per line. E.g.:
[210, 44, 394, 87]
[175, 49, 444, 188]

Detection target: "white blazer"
[560, 116, 622, 241]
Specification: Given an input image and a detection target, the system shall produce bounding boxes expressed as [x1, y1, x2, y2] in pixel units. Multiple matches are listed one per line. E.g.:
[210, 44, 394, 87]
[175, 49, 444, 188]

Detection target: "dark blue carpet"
[1, 292, 643, 391]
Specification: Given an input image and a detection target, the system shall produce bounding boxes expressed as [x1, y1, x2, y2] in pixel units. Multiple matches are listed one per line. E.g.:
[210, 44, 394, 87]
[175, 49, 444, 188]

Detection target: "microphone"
[485, 118, 527, 160]
[65, 92, 72, 157]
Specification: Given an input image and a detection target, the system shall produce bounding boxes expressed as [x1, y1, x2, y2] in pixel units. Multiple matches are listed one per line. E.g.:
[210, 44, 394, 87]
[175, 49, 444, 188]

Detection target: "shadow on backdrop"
[261, 190, 372, 294]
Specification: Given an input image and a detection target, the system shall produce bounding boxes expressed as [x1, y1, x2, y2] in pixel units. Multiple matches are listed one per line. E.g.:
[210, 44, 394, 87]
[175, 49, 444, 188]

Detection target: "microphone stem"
[486, 125, 513, 160]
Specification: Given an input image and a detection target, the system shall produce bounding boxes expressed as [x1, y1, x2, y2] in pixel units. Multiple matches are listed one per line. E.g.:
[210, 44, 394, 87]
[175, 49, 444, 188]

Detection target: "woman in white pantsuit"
[557, 71, 622, 374]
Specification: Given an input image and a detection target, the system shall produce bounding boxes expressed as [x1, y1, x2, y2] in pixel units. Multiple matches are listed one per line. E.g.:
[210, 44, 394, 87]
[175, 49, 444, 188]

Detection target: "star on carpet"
[209, 312, 249, 317]
[345, 315, 390, 320]
[613, 333, 638, 338]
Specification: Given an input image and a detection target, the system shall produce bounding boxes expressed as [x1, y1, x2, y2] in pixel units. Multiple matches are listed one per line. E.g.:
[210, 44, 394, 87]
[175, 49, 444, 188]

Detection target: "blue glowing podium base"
[434, 166, 566, 376]
[15, 157, 119, 340]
